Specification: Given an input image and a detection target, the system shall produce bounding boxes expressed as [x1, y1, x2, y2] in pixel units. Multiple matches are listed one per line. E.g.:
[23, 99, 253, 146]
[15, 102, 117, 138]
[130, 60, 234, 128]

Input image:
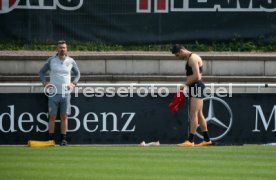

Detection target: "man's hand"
[67, 83, 76, 91]
[43, 82, 49, 87]
[180, 84, 187, 90]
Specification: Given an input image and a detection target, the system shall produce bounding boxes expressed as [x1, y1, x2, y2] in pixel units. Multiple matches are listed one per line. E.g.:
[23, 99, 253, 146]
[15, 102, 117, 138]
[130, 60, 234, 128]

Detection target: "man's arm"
[38, 59, 51, 86]
[71, 61, 81, 85]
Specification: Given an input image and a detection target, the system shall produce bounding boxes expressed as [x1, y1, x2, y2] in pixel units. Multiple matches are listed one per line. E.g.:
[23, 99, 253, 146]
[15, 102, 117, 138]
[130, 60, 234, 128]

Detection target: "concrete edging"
[0, 51, 276, 82]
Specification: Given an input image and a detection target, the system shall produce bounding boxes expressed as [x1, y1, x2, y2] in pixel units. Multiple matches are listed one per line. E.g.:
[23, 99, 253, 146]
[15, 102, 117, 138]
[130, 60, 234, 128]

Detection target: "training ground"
[0, 145, 276, 179]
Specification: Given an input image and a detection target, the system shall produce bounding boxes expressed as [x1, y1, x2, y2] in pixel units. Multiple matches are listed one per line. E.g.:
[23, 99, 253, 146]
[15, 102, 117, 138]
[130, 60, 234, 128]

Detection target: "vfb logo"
[0, 0, 83, 14]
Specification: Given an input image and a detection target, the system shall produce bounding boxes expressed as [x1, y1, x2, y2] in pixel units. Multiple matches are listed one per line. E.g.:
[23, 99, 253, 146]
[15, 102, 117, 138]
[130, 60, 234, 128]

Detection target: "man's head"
[57, 40, 67, 57]
[171, 44, 184, 54]
[171, 44, 188, 59]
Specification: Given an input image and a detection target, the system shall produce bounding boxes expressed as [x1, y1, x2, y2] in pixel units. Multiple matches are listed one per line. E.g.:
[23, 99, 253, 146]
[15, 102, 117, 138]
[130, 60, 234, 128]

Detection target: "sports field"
[0, 145, 275, 180]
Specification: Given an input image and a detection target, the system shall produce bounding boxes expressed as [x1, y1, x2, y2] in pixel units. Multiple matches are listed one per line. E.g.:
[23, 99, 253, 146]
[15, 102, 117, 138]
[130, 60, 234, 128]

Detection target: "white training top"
[39, 55, 80, 94]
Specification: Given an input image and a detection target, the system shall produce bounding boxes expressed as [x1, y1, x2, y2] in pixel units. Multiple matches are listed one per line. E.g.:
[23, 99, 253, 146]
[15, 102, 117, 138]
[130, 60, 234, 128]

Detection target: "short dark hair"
[57, 40, 66, 45]
[171, 44, 185, 54]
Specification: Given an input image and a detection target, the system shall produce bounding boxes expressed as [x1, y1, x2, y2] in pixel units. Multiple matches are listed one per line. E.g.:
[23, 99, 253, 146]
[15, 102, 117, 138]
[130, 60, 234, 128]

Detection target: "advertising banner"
[0, 0, 275, 43]
[0, 93, 276, 145]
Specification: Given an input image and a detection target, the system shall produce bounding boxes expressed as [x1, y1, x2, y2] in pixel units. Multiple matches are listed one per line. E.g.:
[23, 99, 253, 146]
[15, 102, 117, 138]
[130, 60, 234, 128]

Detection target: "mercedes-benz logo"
[196, 96, 233, 141]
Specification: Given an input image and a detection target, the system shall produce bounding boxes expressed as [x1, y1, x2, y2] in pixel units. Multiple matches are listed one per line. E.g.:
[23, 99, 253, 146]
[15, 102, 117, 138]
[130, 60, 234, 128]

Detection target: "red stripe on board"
[9, 0, 16, 8]
[157, 0, 166, 10]
[139, 0, 148, 10]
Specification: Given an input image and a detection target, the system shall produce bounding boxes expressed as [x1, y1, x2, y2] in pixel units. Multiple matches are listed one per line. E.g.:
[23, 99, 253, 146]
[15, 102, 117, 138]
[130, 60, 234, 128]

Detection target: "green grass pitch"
[0, 145, 276, 180]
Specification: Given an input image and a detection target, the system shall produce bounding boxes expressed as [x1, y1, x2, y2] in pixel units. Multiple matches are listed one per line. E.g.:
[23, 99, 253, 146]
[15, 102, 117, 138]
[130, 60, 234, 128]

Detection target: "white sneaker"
[139, 141, 160, 147]
[139, 141, 146, 146]
[152, 141, 160, 146]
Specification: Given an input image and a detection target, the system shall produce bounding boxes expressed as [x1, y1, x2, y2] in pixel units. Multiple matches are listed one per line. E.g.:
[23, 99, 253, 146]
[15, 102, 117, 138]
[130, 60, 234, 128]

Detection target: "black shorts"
[188, 80, 206, 98]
